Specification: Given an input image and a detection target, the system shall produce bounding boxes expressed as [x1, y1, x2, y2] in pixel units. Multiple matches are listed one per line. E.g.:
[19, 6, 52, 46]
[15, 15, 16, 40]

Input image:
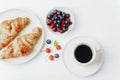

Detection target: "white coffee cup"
[73, 38, 102, 66]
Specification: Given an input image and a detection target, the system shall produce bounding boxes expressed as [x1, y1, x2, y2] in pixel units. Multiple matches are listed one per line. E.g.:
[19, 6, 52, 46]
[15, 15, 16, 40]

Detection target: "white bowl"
[46, 7, 74, 35]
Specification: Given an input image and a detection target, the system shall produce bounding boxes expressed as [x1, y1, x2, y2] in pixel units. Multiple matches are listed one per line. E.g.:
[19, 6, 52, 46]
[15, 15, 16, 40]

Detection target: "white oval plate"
[46, 7, 74, 35]
[0, 9, 44, 64]
[62, 37, 104, 77]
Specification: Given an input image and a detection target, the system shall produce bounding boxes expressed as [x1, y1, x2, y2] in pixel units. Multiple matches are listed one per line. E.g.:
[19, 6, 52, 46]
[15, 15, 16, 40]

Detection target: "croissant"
[0, 27, 42, 59]
[0, 17, 30, 50]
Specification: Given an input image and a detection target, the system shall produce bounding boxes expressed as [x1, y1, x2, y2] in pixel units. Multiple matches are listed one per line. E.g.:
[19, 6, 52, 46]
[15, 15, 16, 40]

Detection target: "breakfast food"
[45, 48, 51, 53]
[54, 53, 59, 58]
[0, 17, 30, 50]
[56, 45, 61, 50]
[0, 27, 42, 59]
[46, 39, 51, 44]
[46, 9, 72, 33]
[49, 55, 54, 61]
[45, 39, 62, 61]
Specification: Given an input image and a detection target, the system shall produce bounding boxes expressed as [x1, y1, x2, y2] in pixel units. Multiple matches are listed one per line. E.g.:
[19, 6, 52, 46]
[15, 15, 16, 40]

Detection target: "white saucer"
[62, 37, 104, 77]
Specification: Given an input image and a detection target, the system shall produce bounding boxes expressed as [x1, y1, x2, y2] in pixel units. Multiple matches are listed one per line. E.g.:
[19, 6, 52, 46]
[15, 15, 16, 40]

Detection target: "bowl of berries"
[46, 7, 74, 34]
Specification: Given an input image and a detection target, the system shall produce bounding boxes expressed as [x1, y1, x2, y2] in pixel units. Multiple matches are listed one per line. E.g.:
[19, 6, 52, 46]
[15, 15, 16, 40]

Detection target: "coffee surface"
[74, 45, 93, 63]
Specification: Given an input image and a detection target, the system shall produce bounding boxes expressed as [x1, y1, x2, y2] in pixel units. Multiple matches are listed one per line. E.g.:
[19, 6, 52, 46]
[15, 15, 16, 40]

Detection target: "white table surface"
[0, 0, 120, 80]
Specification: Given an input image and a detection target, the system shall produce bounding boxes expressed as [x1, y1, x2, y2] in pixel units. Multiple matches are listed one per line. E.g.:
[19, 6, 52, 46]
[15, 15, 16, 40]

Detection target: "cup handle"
[94, 42, 102, 53]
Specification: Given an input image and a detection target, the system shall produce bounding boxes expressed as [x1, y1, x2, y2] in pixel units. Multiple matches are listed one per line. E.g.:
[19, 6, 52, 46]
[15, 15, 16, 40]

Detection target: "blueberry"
[53, 20, 57, 24]
[63, 27, 67, 31]
[63, 24, 67, 27]
[54, 54, 60, 58]
[58, 15, 61, 18]
[47, 21, 51, 26]
[49, 13, 54, 17]
[47, 15, 52, 19]
[62, 12, 66, 17]
[57, 10, 62, 15]
[51, 17, 55, 21]
[54, 17, 58, 20]
[65, 21, 68, 24]
[59, 16, 63, 20]
[58, 15, 65, 20]
[53, 9, 58, 14]
[60, 30, 65, 33]
[57, 20, 61, 24]
[62, 16, 65, 20]
[69, 21, 72, 25]
[46, 39, 51, 44]
[52, 27, 57, 32]
[56, 24, 60, 28]
[66, 13, 70, 18]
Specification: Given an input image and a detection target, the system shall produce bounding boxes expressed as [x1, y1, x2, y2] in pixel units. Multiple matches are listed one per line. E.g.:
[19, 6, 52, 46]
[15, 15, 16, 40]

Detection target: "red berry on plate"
[56, 45, 61, 50]
[49, 55, 54, 61]
[46, 48, 51, 53]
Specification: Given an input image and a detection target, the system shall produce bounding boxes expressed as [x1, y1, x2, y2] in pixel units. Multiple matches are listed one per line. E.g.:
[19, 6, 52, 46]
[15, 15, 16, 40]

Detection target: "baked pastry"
[0, 17, 30, 50]
[0, 27, 42, 59]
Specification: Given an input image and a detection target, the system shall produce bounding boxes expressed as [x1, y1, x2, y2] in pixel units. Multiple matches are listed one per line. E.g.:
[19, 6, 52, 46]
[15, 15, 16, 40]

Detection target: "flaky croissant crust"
[0, 27, 42, 59]
[0, 17, 30, 50]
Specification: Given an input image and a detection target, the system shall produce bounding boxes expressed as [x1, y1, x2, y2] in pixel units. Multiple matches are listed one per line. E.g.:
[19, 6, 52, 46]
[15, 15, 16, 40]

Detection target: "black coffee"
[74, 45, 93, 63]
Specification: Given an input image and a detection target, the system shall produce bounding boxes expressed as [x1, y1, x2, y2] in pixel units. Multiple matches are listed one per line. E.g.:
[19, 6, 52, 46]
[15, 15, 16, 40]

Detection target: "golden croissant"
[0, 27, 42, 59]
[0, 17, 30, 50]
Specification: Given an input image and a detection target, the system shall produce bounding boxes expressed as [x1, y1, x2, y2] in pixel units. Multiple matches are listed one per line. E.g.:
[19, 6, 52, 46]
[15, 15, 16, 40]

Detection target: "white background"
[0, 0, 120, 80]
